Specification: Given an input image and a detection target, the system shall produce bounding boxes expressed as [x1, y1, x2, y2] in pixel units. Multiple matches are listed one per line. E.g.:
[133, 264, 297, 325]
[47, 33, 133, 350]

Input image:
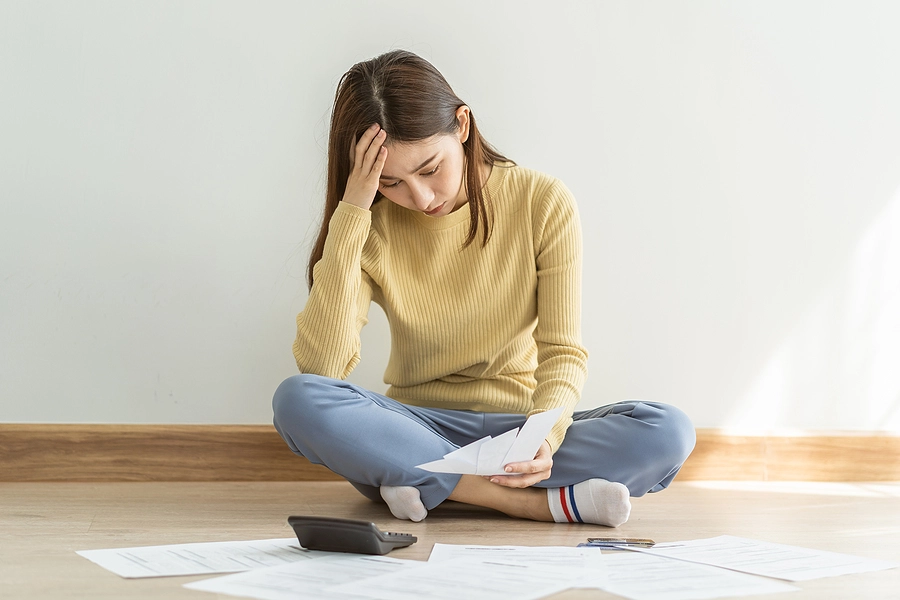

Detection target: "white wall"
[1, 1, 898, 431]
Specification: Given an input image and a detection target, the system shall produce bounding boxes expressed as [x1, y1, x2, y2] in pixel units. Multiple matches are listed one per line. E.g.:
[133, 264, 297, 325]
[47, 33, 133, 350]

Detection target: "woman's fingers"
[340, 124, 387, 210]
[504, 460, 548, 474]
[362, 130, 387, 175]
[348, 135, 357, 168]
[502, 441, 552, 474]
[373, 143, 388, 175]
[353, 124, 384, 174]
[487, 471, 548, 488]
[488, 463, 552, 488]
[352, 124, 378, 170]
[486, 439, 553, 488]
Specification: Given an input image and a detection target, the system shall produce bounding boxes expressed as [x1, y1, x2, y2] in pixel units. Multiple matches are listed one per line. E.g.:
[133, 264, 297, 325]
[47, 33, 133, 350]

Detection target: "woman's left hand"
[486, 440, 553, 488]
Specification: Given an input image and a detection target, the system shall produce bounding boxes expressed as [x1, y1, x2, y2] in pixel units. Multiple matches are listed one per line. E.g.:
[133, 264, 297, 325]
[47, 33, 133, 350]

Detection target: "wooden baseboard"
[0, 424, 897, 482]
[677, 432, 900, 481]
[0, 424, 342, 483]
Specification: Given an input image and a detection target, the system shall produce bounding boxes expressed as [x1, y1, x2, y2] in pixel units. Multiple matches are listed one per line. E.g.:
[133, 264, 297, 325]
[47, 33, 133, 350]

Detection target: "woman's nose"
[409, 183, 434, 210]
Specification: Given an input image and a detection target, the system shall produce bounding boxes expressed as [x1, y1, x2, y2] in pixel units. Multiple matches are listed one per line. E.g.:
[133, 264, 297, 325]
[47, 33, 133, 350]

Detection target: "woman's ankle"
[524, 488, 553, 522]
[447, 475, 553, 522]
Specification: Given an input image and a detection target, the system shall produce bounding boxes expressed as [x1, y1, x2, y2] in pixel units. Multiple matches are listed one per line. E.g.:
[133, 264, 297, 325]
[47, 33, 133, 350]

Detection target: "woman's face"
[377, 112, 470, 217]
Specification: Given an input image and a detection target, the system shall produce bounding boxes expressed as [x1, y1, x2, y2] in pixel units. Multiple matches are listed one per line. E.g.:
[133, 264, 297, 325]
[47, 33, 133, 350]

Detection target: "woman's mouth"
[425, 202, 446, 216]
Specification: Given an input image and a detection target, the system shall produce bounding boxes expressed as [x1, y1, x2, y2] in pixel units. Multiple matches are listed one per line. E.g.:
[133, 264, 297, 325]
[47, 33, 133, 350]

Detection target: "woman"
[273, 50, 695, 526]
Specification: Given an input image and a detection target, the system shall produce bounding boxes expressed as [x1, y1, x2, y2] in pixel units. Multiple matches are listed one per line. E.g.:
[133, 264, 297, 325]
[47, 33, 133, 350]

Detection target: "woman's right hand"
[341, 123, 388, 210]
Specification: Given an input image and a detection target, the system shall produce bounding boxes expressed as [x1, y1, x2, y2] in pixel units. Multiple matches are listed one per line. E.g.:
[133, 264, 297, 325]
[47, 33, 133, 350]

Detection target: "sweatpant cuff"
[420, 473, 463, 510]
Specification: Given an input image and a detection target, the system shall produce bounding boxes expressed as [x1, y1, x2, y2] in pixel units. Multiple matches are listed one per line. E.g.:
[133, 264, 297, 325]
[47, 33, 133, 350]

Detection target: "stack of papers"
[184, 544, 601, 600]
[602, 552, 797, 600]
[76, 538, 322, 578]
[631, 535, 899, 582]
[77, 536, 897, 600]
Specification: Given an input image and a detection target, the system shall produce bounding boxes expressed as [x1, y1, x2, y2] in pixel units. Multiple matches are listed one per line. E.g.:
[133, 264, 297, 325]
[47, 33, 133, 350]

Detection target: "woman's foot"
[380, 485, 428, 522]
[547, 479, 631, 527]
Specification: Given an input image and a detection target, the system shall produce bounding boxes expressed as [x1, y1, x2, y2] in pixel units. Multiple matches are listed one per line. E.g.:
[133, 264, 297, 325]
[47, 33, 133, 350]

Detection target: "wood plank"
[765, 434, 900, 481]
[0, 424, 897, 482]
[0, 424, 342, 482]
[676, 433, 768, 480]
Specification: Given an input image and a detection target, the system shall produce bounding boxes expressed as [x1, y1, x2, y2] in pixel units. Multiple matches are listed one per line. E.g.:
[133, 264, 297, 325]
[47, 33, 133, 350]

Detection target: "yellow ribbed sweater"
[293, 163, 587, 452]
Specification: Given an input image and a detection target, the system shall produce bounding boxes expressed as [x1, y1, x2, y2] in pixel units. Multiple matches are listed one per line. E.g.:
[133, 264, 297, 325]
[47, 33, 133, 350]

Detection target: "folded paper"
[416, 407, 563, 476]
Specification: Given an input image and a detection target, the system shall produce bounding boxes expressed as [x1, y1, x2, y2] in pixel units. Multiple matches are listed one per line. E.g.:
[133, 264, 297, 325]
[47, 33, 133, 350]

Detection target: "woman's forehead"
[384, 133, 446, 152]
[381, 135, 454, 175]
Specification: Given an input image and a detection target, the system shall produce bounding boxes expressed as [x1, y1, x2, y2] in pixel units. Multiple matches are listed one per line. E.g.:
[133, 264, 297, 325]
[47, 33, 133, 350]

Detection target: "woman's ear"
[455, 105, 471, 144]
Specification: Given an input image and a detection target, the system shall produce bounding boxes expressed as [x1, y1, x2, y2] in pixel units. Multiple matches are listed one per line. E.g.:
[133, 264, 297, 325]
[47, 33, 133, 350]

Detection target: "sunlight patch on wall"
[725, 187, 900, 433]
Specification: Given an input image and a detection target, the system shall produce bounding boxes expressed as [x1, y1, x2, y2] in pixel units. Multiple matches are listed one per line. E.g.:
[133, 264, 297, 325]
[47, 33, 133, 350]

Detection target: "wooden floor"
[2, 480, 898, 599]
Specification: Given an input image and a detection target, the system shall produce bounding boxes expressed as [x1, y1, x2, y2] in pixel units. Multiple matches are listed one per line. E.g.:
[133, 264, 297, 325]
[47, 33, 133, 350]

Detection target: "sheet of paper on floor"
[76, 538, 323, 578]
[601, 551, 799, 600]
[184, 554, 417, 600]
[331, 556, 586, 600]
[633, 535, 899, 581]
[428, 543, 607, 588]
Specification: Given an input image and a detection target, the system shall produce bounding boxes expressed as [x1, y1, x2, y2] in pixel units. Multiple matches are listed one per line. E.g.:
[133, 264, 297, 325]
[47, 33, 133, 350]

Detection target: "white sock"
[547, 479, 631, 527]
[380, 486, 428, 522]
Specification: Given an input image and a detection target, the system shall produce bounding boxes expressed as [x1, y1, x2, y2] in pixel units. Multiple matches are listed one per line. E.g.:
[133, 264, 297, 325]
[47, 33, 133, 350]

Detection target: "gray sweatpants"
[273, 374, 696, 510]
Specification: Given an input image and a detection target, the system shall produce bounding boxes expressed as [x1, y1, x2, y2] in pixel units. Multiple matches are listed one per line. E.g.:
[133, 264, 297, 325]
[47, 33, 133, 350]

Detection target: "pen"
[578, 537, 655, 548]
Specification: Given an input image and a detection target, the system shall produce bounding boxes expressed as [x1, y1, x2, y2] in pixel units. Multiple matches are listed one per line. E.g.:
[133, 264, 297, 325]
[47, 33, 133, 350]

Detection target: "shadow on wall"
[726, 186, 900, 433]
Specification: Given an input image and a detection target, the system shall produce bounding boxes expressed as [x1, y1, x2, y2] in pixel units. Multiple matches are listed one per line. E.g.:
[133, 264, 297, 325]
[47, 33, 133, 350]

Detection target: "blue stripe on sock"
[567, 485, 583, 523]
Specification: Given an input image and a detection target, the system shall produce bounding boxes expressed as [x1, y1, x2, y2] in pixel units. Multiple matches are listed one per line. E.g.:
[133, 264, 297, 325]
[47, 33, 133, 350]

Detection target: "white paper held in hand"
[415, 407, 564, 476]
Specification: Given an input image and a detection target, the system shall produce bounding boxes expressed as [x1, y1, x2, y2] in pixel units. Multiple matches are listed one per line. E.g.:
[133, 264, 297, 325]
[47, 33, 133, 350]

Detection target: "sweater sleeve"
[292, 202, 377, 379]
[527, 180, 589, 453]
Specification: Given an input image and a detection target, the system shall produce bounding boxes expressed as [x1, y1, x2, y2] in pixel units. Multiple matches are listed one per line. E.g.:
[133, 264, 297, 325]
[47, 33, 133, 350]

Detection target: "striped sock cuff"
[547, 485, 583, 523]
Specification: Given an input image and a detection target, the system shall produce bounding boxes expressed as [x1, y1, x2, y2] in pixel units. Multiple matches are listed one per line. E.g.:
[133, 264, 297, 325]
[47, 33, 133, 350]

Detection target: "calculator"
[287, 516, 417, 555]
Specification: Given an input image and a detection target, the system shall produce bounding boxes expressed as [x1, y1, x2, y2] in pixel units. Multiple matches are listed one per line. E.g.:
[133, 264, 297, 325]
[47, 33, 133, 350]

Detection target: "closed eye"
[380, 164, 441, 189]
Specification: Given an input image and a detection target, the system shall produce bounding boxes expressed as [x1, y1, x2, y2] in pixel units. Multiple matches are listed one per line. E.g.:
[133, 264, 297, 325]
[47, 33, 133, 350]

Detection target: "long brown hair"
[307, 50, 512, 288]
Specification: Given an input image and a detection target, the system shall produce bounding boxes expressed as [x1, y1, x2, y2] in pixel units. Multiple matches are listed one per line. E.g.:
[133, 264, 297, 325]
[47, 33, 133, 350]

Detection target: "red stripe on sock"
[559, 487, 574, 522]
